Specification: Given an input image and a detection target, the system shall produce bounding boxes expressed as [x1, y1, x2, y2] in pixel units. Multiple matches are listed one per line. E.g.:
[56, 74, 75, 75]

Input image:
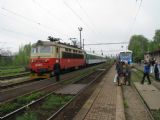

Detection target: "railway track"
[0, 63, 108, 103]
[0, 63, 105, 89]
[0, 72, 30, 80]
[122, 69, 155, 120]
[0, 63, 111, 120]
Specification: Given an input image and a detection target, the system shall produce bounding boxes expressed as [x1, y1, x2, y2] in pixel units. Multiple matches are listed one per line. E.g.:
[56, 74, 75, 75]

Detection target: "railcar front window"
[39, 46, 51, 53]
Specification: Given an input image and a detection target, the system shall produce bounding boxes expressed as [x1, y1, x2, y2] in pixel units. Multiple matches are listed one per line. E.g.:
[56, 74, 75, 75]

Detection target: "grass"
[0, 102, 20, 116]
[17, 92, 45, 105]
[0, 67, 26, 76]
[0, 92, 45, 116]
[15, 94, 73, 120]
[152, 110, 160, 120]
[123, 99, 129, 108]
[41, 94, 73, 110]
[16, 111, 38, 120]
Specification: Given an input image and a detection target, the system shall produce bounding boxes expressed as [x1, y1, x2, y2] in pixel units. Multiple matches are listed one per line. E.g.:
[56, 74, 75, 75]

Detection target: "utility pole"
[78, 27, 83, 49]
[83, 39, 84, 50]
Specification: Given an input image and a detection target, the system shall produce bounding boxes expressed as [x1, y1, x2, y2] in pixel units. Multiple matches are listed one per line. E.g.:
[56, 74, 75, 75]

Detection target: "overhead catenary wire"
[0, 26, 39, 42]
[130, 0, 143, 33]
[0, 7, 68, 38]
[75, 0, 98, 31]
[125, 0, 143, 41]
[62, 0, 98, 35]
[84, 42, 128, 45]
[32, 0, 64, 23]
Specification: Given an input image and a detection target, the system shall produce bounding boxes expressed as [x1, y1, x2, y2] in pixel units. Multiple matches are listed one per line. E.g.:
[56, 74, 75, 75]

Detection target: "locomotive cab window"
[31, 47, 38, 53]
[39, 46, 51, 53]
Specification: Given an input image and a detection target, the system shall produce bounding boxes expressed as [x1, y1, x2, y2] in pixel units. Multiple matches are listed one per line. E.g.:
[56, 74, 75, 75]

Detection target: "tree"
[128, 35, 148, 62]
[14, 43, 31, 66]
[153, 29, 160, 50]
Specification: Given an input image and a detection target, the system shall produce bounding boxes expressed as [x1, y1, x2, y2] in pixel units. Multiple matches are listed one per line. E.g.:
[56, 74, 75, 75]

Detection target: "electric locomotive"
[29, 38, 106, 79]
[119, 50, 132, 64]
[30, 39, 85, 79]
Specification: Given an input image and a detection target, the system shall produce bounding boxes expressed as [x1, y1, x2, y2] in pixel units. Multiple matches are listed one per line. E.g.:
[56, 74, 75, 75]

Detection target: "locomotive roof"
[119, 50, 132, 53]
[32, 40, 84, 51]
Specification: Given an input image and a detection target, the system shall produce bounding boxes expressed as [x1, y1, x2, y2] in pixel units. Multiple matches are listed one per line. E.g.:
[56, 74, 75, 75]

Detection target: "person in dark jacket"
[154, 61, 159, 80]
[53, 60, 61, 82]
[125, 62, 131, 86]
[116, 61, 123, 86]
[141, 62, 151, 84]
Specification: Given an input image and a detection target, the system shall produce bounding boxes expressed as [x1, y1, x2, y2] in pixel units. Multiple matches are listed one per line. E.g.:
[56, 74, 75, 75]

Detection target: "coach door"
[55, 47, 60, 59]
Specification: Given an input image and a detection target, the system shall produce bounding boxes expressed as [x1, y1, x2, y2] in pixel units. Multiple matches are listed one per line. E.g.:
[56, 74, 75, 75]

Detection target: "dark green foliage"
[0, 103, 20, 116]
[13, 44, 31, 66]
[0, 92, 44, 116]
[128, 29, 160, 62]
[0, 43, 31, 67]
[16, 112, 37, 120]
[17, 92, 44, 105]
[152, 110, 160, 120]
[154, 30, 160, 43]
[41, 95, 73, 110]
[128, 35, 148, 62]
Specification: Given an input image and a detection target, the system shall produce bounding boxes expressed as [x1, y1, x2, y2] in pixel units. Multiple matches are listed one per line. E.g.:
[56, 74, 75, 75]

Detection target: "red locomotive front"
[29, 40, 85, 79]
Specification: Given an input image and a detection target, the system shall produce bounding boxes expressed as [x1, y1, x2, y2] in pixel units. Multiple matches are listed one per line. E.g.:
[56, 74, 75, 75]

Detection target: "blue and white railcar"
[119, 50, 132, 64]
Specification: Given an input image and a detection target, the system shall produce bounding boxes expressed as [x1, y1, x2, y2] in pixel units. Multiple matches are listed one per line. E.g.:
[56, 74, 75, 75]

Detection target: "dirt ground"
[122, 85, 152, 120]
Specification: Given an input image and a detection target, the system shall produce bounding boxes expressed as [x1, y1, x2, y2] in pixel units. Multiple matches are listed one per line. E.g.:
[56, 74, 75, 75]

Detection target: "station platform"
[0, 76, 29, 87]
[134, 82, 160, 110]
[73, 66, 125, 120]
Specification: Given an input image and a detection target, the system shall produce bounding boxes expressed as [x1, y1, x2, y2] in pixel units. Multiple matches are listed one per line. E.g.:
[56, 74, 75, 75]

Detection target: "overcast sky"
[0, 0, 160, 56]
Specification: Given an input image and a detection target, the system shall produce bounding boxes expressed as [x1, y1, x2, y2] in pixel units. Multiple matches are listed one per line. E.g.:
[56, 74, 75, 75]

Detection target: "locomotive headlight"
[45, 59, 48, 62]
[31, 59, 34, 63]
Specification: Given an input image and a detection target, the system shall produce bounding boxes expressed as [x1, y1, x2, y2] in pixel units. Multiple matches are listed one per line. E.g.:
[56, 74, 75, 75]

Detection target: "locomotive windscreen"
[119, 52, 132, 63]
[31, 46, 51, 54]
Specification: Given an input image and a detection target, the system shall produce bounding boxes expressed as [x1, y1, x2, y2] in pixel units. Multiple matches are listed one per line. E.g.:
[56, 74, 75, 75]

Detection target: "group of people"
[115, 60, 131, 86]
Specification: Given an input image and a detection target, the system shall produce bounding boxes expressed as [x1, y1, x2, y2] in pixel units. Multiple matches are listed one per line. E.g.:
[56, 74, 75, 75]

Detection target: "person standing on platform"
[154, 61, 159, 80]
[125, 62, 131, 86]
[150, 58, 155, 73]
[141, 61, 151, 84]
[116, 61, 123, 86]
[53, 60, 61, 82]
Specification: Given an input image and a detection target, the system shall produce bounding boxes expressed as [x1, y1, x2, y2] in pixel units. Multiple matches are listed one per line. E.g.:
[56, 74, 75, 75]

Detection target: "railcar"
[119, 50, 132, 64]
[30, 40, 85, 79]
